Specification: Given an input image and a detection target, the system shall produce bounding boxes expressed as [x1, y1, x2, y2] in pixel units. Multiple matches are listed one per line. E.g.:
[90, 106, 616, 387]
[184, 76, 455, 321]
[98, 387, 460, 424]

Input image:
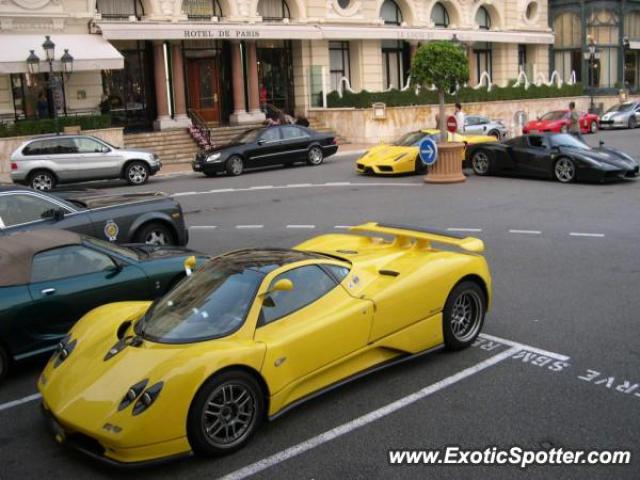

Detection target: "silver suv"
[10, 134, 162, 191]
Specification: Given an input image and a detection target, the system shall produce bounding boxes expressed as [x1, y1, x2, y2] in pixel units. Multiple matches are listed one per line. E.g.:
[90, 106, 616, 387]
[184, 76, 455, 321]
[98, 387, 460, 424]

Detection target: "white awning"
[97, 21, 554, 45]
[630, 40, 640, 50]
[0, 34, 124, 74]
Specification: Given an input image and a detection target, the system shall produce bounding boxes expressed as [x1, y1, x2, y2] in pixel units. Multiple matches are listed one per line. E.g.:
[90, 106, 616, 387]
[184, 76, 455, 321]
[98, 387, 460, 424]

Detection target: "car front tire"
[307, 146, 324, 166]
[28, 170, 56, 191]
[187, 370, 264, 457]
[590, 121, 598, 134]
[226, 156, 244, 176]
[554, 157, 576, 183]
[443, 281, 486, 350]
[133, 222, 176, 245]
[629, 117, 637, 129]
[125, 161, 150, 185]
[471, 150, 491, 176]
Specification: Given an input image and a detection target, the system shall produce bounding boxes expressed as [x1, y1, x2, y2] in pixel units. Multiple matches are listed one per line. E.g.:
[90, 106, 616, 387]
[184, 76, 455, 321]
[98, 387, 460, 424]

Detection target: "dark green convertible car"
[0, 229, 207, 381]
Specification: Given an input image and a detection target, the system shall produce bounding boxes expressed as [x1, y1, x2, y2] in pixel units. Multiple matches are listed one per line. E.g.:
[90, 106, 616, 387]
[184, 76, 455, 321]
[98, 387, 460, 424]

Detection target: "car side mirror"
[262, 278, 294, 297]
[184, 255, 197, 276]
[42, 208, 65, 221]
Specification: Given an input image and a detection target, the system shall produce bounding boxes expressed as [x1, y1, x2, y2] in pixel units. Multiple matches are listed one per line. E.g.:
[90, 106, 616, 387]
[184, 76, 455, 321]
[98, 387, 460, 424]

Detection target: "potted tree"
[412, 40, 469, 183]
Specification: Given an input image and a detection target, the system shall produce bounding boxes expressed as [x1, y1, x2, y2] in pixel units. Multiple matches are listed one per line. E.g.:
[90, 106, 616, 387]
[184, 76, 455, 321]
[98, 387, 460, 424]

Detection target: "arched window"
[258, 0, 291, 21]
[431, 2, 449, 28]
[475, 6, 491, 30]
[184, 0, 223, 19]
[97, 0, 144, 19]
[381, 0, 403, 25]
[552, 12, 582, 85]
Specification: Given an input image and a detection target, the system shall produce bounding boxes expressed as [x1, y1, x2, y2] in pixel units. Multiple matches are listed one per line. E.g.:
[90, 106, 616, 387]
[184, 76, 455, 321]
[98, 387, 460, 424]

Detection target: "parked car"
[599, 101, 640, 129]
[0, 229, 207, 381]
[466, 133, 639, 183]
[39, 223, 490, 465]
[10, 134, 162, 191]
[0, 185, 189, 245]
[523, 110, 599, 134]
[356, 129, 496, 175]
[192, 125, 338, 177]
[464, 115, 508, 139]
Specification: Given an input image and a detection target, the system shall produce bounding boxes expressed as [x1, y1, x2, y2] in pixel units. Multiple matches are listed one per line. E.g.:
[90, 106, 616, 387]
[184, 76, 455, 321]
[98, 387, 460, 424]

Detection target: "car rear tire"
[488, 130, 501, 140]
[590, 121, 598, 134]
[133, 222, 176, 246]
[0, 345, 8, 383]
[307, 146, 324, 166]
[28, 170, 56, 191]
[629, 117, 637, 129]
[471, 150, 491, 176]
[226, 156, 244, 176]
[443, 281, 486, 350]
[125, 161, 150, 185]
[554, 157, 576, 183]
[187, 370, 264, 457]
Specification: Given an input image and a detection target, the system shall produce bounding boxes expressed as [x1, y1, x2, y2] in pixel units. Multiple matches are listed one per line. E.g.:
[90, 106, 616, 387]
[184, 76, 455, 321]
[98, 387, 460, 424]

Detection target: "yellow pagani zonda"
[356, 129, 496, 175]
[39, 223, 492, 466]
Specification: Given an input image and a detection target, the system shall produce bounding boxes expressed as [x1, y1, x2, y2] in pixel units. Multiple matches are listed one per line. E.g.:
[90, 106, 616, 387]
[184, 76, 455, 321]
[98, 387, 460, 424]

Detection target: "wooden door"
[187, 58, 220, 123]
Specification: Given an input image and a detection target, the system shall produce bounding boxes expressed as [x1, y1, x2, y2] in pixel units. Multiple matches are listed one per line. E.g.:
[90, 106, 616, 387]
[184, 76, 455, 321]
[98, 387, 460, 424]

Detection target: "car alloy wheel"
[30, 172, 55, 191]
[134, 222, 175, 246]
[471, 151, 490, 175]
[226, 156, 244, 176]
[554, 158, 576, 183]
[488, 130, 501, 140]
[307, 146, 323, 166]
[126, 162, 149, 185]
[443, 282, 485, 349]
[590, 121, 598, 133]
[630, 117, 637, 129]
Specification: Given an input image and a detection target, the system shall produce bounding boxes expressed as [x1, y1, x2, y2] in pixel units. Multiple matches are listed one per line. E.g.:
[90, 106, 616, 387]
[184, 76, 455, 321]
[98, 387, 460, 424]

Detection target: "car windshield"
[138, 259, 264, 342]
[393, 131, 428, 146]
[606, 103, 635, 113]
[540, 111, 568, 121]
[550, 134, 591, 150]
[233, 129, 261, 144]
[83, 237, 140, 260]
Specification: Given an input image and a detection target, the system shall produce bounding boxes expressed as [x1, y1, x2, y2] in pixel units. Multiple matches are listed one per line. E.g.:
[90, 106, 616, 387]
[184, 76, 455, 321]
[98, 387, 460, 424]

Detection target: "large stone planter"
[424, 142, 466, 184]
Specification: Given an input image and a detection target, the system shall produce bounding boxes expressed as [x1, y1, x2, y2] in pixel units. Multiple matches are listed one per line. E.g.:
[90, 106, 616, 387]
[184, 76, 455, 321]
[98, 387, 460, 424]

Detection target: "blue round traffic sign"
[419, 138, 438, 166]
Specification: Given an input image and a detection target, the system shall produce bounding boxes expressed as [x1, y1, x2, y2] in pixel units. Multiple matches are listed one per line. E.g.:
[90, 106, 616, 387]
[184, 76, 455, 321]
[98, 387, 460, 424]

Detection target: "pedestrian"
[454, 102, 465, 134]
[567, 101, 583, 142]
[36, 92, 49, 119]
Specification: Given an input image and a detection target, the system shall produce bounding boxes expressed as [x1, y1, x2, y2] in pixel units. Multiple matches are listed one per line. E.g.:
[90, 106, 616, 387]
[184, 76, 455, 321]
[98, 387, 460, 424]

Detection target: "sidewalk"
[0, 143, 372, 183]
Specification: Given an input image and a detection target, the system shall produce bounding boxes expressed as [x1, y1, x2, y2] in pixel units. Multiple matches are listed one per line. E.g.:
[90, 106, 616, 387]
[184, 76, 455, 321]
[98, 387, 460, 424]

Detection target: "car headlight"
[206, 152, 222, 163]
[393, 153, 407, 162]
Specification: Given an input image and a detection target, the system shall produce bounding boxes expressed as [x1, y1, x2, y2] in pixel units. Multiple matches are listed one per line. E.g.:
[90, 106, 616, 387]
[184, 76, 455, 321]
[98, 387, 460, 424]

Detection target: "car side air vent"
[336, 249, 358, 255]
[379, 269, 399, 277]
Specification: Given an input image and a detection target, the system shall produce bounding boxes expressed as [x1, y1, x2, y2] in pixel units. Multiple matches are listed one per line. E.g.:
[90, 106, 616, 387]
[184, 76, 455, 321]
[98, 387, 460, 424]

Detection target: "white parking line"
[509, 229, 542, 235]
[189, 226, 217, 230]
[219, 346, 523, 480]
[323, 182, 352, 186]
[0, 393, 42, 413]
[478, 333, 570, 361]
[248, 186, 274, 190]
[334, 225, 354, 229]
[235, 225, 264, 229]
[447, 227, 483, 233]
[286, 183, 312, 188]
[286, 225, 316, 229]
[171, 191, 197, 197]
[569, 232, 605, 238]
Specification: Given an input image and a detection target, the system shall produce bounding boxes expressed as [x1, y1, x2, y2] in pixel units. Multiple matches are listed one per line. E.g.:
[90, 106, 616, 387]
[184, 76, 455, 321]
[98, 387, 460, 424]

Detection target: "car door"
[21, 244, 152, 354]
[279, 126, 312, 163]
[0, 191, 98, 237]
[254, 264, 373, 397]
[245, 127, 284, 167]
[72, 136, 122, 179]
[48, 137, 81, 181]
[514, 135, 551, 177]
[635, 104, 640, 123]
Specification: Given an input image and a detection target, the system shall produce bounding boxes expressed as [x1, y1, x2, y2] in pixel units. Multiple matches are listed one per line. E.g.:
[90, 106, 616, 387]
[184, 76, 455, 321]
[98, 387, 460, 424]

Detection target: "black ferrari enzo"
[466, 133, 639, 183]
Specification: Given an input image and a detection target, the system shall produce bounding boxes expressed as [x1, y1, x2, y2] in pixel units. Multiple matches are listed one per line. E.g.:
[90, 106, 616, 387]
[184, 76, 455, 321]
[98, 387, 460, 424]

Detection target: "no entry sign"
[447, 115, 458, 133]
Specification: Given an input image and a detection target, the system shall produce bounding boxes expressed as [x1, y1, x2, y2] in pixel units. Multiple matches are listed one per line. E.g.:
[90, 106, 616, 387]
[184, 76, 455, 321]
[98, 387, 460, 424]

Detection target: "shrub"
[0, 114, 112, 138]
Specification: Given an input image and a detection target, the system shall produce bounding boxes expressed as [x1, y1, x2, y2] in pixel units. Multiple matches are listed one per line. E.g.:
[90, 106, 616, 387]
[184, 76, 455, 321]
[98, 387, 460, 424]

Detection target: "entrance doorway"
[187, 57, 221, 124]
[257, 40, 294, 115]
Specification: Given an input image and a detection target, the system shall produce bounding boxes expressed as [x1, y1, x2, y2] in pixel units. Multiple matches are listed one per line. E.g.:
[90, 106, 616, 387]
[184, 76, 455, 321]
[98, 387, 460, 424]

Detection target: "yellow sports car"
[39, 223, 492, 466]
[356, 129, 497, 175]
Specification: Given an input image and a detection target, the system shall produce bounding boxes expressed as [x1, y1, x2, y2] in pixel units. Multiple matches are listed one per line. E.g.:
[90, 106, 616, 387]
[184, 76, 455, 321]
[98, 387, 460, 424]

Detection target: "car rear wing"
[349, 222, 484, 253]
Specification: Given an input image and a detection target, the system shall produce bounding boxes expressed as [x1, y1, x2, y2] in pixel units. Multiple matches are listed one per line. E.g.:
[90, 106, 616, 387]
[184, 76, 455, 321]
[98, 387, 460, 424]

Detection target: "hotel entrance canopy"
[0, 34, 124, 74]
[97, 22, 554, 45]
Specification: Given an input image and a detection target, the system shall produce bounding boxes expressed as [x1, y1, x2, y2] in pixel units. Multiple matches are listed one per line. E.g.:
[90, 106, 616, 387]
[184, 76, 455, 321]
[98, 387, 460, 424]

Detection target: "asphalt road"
[1, 128, 639, 479]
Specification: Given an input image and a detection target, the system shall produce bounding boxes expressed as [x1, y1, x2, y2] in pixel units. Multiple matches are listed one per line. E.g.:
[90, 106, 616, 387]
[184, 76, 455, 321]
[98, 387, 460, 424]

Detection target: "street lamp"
[584, 37, 600, 113]
[25, 36, 74, 135]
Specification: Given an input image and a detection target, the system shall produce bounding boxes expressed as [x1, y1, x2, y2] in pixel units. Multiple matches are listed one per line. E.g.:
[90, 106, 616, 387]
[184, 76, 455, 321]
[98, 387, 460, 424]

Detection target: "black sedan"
[0, 229, 207, 381]
[192, 125, 338, 177]
[0, 185, 189, 245]
[466, 133, 639, 183]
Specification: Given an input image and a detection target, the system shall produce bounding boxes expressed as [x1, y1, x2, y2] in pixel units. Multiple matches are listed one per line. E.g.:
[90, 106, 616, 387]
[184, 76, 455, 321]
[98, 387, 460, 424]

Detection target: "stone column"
[171, 44, 191, 128]
[153, 42, 170, 130]
[245, 41, 266, 122]
[229, 41, 253, 125]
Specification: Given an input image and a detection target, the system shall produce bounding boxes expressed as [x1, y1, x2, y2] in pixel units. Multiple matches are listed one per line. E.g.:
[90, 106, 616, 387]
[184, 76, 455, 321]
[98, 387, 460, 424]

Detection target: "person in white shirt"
[455, 103, 465, 134]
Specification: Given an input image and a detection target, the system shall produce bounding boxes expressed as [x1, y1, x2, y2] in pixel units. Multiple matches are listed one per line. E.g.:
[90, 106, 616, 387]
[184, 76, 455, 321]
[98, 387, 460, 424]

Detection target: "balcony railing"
[184, 0, 223, 20]
[96, 0, 144, 20]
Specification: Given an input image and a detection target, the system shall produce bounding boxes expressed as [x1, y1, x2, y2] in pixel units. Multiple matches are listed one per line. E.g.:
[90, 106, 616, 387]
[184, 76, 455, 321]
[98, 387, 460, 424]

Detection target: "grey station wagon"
[10, 134, 162, 191]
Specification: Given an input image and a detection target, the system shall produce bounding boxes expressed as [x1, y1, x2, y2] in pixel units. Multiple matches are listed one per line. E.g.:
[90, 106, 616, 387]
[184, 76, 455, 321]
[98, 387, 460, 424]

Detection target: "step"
[125, 140, 198, 149]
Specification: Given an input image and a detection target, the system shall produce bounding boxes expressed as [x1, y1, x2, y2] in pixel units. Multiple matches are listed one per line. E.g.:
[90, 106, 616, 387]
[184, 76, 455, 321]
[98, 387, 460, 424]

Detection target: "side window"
[322, 264, 350, 283]
[74, 137, 108, 154]
[46, 138, 77, 155]
[464, 116, 476, 127]
[31, 245, 115, 283]
[527, 136, 546, 149]
[0, 194, 66, 227]
[477, 117, 489, 125]
[23, 140, 48, 156]
[281, 126, 310, 140]
[260, 128, 281, 143]
[260, 265, 337, 325]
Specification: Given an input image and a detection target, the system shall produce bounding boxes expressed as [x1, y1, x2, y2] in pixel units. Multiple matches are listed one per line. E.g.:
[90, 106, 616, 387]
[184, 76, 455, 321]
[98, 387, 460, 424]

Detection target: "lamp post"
[623, 36, 630, 92]
[584, 37, 600, 113]
[25, 35, 74, 135]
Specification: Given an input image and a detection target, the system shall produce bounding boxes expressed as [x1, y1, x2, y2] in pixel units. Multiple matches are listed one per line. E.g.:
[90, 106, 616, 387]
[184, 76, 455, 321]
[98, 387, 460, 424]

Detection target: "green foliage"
[411, 41, 469, 93]
[327, 83, 584, 109]
[0, 114, 112, 138]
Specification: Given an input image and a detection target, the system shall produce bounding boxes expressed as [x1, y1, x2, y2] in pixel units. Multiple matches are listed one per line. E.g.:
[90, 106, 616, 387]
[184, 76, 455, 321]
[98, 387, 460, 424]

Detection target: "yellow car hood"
[358, 145, 417, 166]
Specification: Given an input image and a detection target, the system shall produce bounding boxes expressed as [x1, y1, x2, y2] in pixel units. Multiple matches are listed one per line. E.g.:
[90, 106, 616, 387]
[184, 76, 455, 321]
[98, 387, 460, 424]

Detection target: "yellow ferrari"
[356, 129, 497, 175]
[39, 223, 492, 466]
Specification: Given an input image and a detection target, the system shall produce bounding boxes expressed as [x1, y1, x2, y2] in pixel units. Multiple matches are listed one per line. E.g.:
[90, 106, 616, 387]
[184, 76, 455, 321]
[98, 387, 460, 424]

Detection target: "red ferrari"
[523, 110, 600, 134]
